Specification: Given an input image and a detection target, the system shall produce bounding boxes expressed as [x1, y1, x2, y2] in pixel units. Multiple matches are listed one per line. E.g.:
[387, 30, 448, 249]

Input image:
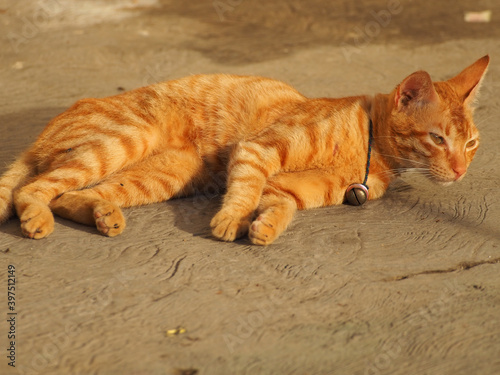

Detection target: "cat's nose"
[453, 167, 466, 180]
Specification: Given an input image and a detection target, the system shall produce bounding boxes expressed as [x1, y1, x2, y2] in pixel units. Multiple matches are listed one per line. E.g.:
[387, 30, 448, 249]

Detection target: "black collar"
[344, 118, 373, 206]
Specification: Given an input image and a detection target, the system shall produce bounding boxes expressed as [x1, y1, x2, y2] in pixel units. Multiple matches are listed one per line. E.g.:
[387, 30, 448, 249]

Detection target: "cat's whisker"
[371, 168, 411, 178]
[474, 115, 494, 124]
[375, 152, 429, 167]
[371, 166, 434, 180]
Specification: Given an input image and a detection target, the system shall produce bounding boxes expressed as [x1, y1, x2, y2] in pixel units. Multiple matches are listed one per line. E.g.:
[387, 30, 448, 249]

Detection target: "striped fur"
[0, 56, 489, 244]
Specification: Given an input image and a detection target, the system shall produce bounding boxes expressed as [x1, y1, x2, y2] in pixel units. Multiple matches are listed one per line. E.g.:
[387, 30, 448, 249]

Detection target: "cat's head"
[387, 55, 490, 185]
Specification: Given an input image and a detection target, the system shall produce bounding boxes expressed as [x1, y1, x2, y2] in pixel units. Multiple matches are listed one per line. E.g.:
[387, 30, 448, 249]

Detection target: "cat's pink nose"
[453, 167, 466, 180]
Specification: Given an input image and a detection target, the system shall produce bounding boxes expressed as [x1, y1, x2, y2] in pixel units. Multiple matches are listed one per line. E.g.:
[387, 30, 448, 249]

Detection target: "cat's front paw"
[20, 204, 54, 239]
[210, 210, 251, 242]
[94, 202, 126, 237]
[249, 215, 279, 246]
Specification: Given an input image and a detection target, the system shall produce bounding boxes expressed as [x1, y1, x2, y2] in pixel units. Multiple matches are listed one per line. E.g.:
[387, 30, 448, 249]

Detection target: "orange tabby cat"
[0, 56, 489, 244]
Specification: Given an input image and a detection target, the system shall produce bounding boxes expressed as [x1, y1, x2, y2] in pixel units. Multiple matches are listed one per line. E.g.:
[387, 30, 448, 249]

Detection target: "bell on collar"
[345, 183, 369, 206]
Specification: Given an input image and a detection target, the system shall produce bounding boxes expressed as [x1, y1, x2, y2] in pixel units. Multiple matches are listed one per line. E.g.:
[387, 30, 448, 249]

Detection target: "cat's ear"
[394, 71, 440, 111]
[447, 55, 490, 106]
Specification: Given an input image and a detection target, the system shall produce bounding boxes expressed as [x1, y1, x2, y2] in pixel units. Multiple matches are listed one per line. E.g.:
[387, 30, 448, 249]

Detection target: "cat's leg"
[249, 169, 347, 245]
[250, 165, 394, 245]
[210, 139, 283, 241]
[0, 153, 34, 224]
[50, 192, 126, 237]
[13, 160, 108, 239]
[50, 147, 205, 236]
[13, 136, 158, 239]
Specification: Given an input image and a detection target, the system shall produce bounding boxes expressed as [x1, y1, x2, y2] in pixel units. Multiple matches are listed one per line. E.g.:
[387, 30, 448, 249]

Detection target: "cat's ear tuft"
[447, 55, 490, 106]
[394, 71, 439, 111]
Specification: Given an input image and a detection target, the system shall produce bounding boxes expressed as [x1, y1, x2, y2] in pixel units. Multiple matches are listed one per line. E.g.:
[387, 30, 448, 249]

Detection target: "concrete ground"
[1, 0, 499, 374]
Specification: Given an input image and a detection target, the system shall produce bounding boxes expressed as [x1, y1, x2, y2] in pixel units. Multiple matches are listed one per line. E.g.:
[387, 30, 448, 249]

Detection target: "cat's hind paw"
[210, 210, 251, 242]
[249, 215, 279, 246]
[94, 202, 126, 237]
[20, 204, 54, 239]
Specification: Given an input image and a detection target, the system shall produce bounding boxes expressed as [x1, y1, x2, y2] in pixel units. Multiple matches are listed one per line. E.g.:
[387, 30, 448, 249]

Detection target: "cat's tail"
[0, 152, 35, 223]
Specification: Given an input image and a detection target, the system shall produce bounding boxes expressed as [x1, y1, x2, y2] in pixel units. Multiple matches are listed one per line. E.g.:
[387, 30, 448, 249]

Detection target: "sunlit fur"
[0, 56, 489, 244]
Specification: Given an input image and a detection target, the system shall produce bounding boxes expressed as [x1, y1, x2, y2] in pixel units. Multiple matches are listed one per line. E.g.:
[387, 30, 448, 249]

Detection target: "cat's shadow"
[382, 181, 500, 243]
[0, 219, 22, 238]
[1, 181, 498, 244]
[0, 215, 104, 240]
[0, 107, 67, 172]
[166, 184, 500, 246]
[165, 194, 252, 246]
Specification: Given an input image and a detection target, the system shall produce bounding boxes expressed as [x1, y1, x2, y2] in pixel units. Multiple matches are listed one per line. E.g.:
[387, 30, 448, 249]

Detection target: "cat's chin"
[436, 181, 454, 187]
[426, 175, 455, 187]
[423, 172, 455, 187]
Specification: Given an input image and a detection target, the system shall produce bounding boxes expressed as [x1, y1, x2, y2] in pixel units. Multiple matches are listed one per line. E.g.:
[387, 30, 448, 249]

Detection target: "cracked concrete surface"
[0, 0, 499, 374]
[386, 257, 500, 281]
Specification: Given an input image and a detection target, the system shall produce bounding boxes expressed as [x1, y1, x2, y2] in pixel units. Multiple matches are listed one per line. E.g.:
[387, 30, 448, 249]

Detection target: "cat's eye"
[466, 139, 477, 148]
[430, 133, 445, 146]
